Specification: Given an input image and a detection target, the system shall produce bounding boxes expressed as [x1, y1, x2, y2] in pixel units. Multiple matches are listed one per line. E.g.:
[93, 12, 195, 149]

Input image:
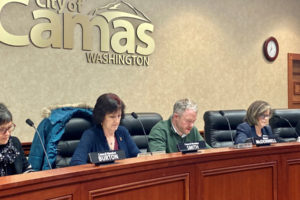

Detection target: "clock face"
[267, 40, 277, 58]
[263, 37, 279, 61]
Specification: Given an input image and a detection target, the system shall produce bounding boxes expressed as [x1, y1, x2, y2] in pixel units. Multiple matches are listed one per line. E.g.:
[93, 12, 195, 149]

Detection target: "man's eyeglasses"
[0, 123, 16, 134]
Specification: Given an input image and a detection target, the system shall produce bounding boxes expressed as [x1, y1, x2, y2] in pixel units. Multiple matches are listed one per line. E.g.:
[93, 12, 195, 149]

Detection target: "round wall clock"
[263, 37, 279, 62]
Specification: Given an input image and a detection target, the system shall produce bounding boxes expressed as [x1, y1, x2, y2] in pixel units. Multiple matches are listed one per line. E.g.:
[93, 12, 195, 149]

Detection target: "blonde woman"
[235, 100, 273, 144]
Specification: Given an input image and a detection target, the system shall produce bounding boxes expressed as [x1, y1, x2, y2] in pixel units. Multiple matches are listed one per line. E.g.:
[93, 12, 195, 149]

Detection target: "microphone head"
[273, 115, 289, 123]
[272, 115, 281, 119]
[25, 119, 34, 127]
[219, 110, 225, 116]
[131, 112, 138, 119]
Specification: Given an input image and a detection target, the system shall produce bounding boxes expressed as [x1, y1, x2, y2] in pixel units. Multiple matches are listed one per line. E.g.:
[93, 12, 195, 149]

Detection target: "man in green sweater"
[148, 99, 210, 153]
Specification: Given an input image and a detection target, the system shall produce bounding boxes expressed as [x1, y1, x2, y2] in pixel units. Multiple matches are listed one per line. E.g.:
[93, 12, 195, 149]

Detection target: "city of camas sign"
[0, 0, 155, 66]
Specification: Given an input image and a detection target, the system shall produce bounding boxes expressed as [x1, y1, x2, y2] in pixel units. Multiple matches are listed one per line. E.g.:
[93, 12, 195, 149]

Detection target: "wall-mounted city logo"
[0, 0, 155, 66]
[85, 1, 155, 66]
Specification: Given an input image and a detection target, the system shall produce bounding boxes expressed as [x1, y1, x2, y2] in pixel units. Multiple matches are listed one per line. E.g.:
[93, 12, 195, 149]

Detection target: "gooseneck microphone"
[273, 115, 300, 142]
[131, 112, 152, 154]
[26, 119, 52, 169]
[219, 111, 234, 145]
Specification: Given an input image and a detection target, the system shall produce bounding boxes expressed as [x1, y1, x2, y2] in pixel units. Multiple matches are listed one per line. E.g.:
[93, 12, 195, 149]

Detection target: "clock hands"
[268, 43, 276, 57]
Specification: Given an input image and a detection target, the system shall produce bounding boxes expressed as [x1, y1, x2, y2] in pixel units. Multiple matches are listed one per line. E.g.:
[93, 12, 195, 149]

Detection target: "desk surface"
[1, 142, 300, 200]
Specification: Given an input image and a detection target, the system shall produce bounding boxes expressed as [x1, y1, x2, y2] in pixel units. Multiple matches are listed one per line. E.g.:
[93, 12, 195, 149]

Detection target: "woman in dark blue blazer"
[235, 100, 273, 144]
[70, 93, 140, 166]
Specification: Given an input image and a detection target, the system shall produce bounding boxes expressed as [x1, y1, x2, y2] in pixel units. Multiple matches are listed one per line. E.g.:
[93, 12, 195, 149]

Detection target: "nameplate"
[89, 150, 125, 165]
[254, 138, 277, 146]
[177, 141, 206, 154]
[232, 142, 253, 149]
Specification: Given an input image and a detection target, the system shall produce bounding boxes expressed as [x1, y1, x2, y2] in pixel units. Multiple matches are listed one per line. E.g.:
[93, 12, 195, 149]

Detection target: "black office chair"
[55, 117, 93, 168]
[269, 109, 300, 142]
[120, 112, 163, 153]
[203, 110, 246, 148]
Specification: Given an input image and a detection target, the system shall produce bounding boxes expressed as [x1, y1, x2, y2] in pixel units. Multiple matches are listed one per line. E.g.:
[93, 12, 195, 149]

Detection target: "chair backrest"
[269, 109, 300, 142]
[203, 110, 246, 148]
[55, 117, 93, 168]
[120, 112, 163, 153]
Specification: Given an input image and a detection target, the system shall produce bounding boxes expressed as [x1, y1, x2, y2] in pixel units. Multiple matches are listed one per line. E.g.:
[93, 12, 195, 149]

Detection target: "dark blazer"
[70, 125, 140, 166]
[234, 122, 273, 144]
[0, 136, 30, 175]
[12, 136, 31, 174]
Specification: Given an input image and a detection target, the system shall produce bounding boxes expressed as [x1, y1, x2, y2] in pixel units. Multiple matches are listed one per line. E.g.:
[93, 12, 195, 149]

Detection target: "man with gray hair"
[148, 99, 210, 153]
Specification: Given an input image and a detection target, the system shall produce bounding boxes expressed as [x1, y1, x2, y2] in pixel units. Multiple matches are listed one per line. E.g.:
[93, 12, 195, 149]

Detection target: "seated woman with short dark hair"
[70, 93, 140, 166]
[0, 103, 32, 176]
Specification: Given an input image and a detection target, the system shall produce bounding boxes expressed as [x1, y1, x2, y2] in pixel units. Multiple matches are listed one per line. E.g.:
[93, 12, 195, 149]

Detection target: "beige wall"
[1, 0, 300, 142]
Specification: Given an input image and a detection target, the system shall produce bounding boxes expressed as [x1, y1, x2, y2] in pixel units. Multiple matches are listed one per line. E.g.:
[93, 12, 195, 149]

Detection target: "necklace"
[104, 129, 115, 150]
[107, 137, 115, 150]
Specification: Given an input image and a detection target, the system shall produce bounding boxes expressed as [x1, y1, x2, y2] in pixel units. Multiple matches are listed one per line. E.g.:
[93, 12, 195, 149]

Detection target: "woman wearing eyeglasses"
[0, 103, 31, 176]
[234, 100, 274, 144]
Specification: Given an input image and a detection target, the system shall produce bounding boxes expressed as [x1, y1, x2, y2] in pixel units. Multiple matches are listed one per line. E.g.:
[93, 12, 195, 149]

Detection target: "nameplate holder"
[254, 138, 277, 147]
[89, 150, 125, 165]
[232, 142, 253, 149]
[177, 141, 206, 154]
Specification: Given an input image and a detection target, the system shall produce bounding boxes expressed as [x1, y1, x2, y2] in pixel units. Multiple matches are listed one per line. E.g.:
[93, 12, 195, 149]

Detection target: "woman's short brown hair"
[245, 100, 271, 126]
[93, 93, 125, 125]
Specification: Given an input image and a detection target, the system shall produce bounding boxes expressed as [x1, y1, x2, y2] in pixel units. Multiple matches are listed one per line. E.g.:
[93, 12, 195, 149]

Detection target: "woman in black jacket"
[0, 103, 31, 176]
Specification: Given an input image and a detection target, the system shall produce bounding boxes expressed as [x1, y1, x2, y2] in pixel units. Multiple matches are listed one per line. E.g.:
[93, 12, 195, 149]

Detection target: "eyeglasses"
[0, 123, 16, 134]
[259, 114, 270, 119]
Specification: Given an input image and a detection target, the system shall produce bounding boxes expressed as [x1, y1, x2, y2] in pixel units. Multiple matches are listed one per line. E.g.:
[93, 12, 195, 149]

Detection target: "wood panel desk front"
[1, 142, 300, 200]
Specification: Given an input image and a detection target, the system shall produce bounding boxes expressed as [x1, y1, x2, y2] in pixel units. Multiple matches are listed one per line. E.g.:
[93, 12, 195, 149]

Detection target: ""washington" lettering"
[86, 53, 149, 66]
